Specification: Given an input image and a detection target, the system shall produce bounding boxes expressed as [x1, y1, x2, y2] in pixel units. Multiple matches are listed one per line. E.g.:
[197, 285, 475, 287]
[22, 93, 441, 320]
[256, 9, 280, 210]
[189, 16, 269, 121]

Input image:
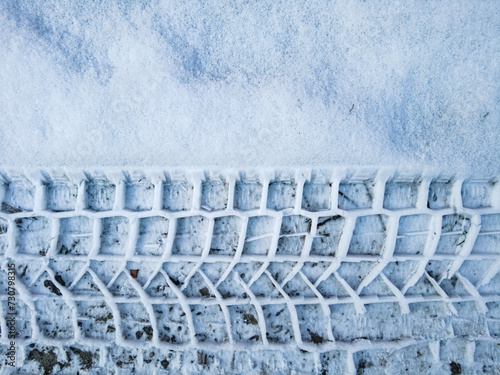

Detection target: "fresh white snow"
[0, 1, 499, 174]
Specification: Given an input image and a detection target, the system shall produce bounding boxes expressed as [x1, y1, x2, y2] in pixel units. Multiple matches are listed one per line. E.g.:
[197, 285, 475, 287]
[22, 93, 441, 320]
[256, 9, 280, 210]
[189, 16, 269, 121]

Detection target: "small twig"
[349, 104, 354, 113]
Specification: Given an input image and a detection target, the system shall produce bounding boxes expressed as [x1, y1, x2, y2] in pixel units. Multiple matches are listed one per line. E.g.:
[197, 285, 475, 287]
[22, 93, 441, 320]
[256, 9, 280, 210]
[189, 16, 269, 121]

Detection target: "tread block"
[312, 215, 345, 256]
[338, 179, 373, 210]
[117, 302, 153, 342]
[461, 180, 497, 209]
[383, 177, 420, 210]
[125, 178, 154, 211]
[162, 179, 193, 211]
[267, 177, 296, 211]
[15, 216, 51, 256]
[262, 304, 295, 343]
[277, 215, 311, 256]
[302, 181, 332, 212]
[436, 214, 471, 255]
[201, 175, 228, 211]
[452, 302, 489, 337]
[85, 179, 115, 211]
[172, 216, 208, 255]
[2, 178, 35, 213]
[57, 216, 93, 255]
[296, 304, 330, 343]
[2, 299, 32, 339]
[135, 216, 169, 256]
[0, 218, 8, 255]
[35, 299, 74, 339]
[336, 261, 377, 290]
[210, 216, 242, 255]
[472, 214, 500, 254]
[76, 300, 115, 340]
[243, 215, 276, 255]
[46, 181, 78, 212]
[428, 179, 453, 209]
[228, 304, 262, 343]
[153, 304, 190, 344]
[99, 216, 129, 255]
[348, 215, 388, 256]
[191, 304, 229, 343]
[395, 214, 431, 255]
[234, 174, 262, 211]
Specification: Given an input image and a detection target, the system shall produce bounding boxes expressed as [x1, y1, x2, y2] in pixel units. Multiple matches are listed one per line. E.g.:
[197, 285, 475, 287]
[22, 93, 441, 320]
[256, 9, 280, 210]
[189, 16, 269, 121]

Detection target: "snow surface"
[0, 1, 499, 175]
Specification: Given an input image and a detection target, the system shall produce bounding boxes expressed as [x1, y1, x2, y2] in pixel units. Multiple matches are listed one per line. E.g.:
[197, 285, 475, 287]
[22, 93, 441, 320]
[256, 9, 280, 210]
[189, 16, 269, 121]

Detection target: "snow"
[0, 2, 499, 373]
[0, 1, 499, 175]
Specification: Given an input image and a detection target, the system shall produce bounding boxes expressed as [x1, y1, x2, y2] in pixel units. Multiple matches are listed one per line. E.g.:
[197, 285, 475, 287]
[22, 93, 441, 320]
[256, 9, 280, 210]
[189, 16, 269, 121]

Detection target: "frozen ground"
[0, 168, 499, 374]
[0, 1, 499, 174]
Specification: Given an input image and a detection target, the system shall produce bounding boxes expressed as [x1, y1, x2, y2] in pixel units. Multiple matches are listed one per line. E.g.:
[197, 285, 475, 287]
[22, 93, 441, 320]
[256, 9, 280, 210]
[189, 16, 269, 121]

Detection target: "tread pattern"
[0, 169, 499, 373]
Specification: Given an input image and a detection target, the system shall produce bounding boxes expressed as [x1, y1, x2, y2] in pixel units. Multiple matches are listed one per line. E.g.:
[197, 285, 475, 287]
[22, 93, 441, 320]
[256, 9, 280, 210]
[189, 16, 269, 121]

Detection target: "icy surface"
[0, 1, 499, 174]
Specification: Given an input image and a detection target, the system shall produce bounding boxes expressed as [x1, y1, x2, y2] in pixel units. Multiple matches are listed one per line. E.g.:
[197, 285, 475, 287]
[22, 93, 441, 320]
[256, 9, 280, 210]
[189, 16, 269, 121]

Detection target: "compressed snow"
[0, 1, 499, 174]
[0, 168, 499, 373]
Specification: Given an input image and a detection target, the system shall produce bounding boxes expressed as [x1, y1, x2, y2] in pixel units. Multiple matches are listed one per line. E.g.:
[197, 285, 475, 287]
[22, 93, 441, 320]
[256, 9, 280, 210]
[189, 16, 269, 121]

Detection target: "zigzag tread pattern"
[0, 168, 499, 373]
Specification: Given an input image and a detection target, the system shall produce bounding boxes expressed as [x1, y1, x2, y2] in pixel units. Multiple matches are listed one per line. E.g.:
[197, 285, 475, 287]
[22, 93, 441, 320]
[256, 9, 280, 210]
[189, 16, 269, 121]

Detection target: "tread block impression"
[191, 304, 229, 343]
[428, 178, 453, 209]
[234, 172, 262, 211]
[210, 216, 242, 255]
[262, 304, 295, 343]
[243, 215, 276, 255]
[125, 177, 154, 211]
[46, 180, 78, 212]
[461, 179, 497, 209]
[201, 174, 228, 211]
[172, 216, 208, 255]
[267, 173, 296, 211]
[277, 215, 311, 256]
[395, 214, 431, 255]
[1, 177, 35, 213]
[135, 216, 169, 256]
[2, 299, 32, 339]
[383, 176, 420, 210]
[162, 176, 193, 211]
[76, 301, 115, 340]
[336, 261, 377, 290]
[85, 178, 116, 211]
[311, 215, 345, 256]
[57, 216, 94, 255]
[117, 302, 153, 342]
[338, 178, 373, 210]
[99, 216, 129, 255]
[0, 218, 8, 254]
[348, 215, 388, 256]
[228, 304, 262, 343]
[153, 303, 190, 344]
[35, 299, 74, 339]
[435, 214, 471, 255]
[296, 304, 331, 344]
[472, 214, 500, 254]
[302, 171, 332, 212]
[15, 216, 51, 256]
